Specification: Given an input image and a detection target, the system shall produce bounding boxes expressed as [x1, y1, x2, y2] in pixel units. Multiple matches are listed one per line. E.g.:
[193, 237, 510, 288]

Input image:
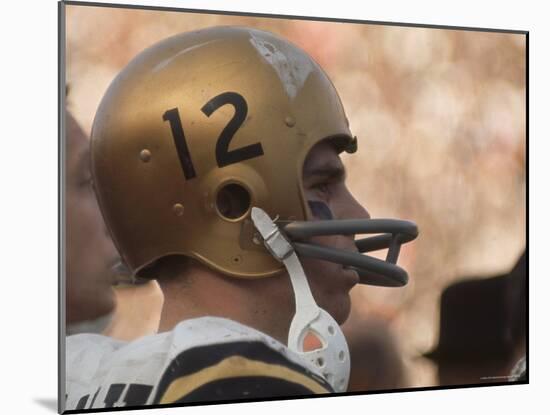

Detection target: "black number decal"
[75, 395, 89, 410]
[201, 92, 264, 168]
[104, 384, 125, 407]
[164, 92, 263, 179]
[88, 386, 101, 409]
[123, 384, 153, 406]
[163, 108, 197, 180]
[75, 390, 98, 410]
[78, 384, 153, 409]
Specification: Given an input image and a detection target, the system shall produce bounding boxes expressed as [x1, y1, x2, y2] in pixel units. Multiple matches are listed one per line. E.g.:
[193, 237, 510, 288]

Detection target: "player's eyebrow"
[303, 161, 347, 182]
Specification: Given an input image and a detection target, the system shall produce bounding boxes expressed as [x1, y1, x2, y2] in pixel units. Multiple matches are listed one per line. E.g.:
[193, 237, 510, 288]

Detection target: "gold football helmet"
[91, 26, 417, 286]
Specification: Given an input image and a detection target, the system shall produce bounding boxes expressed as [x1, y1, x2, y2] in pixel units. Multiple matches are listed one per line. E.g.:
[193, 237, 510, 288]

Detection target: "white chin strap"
[251, 207, 350, 392]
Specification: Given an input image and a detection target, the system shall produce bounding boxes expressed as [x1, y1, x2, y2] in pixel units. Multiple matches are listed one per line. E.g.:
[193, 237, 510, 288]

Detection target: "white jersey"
[65, 317, 332, 411]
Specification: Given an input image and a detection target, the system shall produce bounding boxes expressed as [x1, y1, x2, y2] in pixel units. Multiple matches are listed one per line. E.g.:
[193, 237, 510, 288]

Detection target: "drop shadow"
[34, 398, 58, 412]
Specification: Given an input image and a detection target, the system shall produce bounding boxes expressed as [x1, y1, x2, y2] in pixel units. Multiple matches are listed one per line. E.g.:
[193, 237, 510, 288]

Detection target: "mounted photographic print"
[59, 0, 527, 413]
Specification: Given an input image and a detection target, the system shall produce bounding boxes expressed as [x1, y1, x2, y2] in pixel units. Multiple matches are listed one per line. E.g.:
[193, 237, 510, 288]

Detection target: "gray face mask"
[66, 312, 114, 336]
[251, 206, 418, 392]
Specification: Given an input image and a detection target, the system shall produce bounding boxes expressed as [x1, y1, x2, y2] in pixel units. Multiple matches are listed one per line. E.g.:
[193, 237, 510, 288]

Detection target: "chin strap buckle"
[251, 207, 294, 261]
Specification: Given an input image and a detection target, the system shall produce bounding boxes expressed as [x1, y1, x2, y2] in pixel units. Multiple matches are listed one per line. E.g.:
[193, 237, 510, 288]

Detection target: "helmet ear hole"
[216, 183, 251, 221]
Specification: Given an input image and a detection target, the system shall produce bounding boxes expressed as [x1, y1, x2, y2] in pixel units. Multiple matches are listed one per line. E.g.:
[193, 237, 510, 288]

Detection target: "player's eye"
[313, 182, 330, 195]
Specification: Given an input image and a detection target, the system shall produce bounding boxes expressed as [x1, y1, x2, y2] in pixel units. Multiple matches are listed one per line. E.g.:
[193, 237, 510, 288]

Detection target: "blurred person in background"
[344, 316, 408, 392]
[503, 250, 527, 382]
[424, 250, 526, 385]
[65, 109, 164, 338]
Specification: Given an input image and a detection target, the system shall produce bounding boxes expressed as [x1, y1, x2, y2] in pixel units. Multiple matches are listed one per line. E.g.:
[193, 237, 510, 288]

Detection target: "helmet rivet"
[172, 203, 185, 216]
[140, 149, 152, 162]
[284, 116, 295, 128]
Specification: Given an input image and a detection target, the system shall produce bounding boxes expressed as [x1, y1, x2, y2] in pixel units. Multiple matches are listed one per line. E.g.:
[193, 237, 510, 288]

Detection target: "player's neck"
[157, 265, 293, 345]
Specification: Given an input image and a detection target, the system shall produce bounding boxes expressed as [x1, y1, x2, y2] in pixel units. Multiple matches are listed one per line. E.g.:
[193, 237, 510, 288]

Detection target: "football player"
[65, 26, 418, 410]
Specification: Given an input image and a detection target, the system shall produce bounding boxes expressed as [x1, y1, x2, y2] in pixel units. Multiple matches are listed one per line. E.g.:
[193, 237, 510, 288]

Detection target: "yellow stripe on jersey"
[159, 355, 330, 403]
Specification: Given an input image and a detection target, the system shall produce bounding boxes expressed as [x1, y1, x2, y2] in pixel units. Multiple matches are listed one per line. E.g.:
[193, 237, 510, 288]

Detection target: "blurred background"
[65, 5, 526, 388]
